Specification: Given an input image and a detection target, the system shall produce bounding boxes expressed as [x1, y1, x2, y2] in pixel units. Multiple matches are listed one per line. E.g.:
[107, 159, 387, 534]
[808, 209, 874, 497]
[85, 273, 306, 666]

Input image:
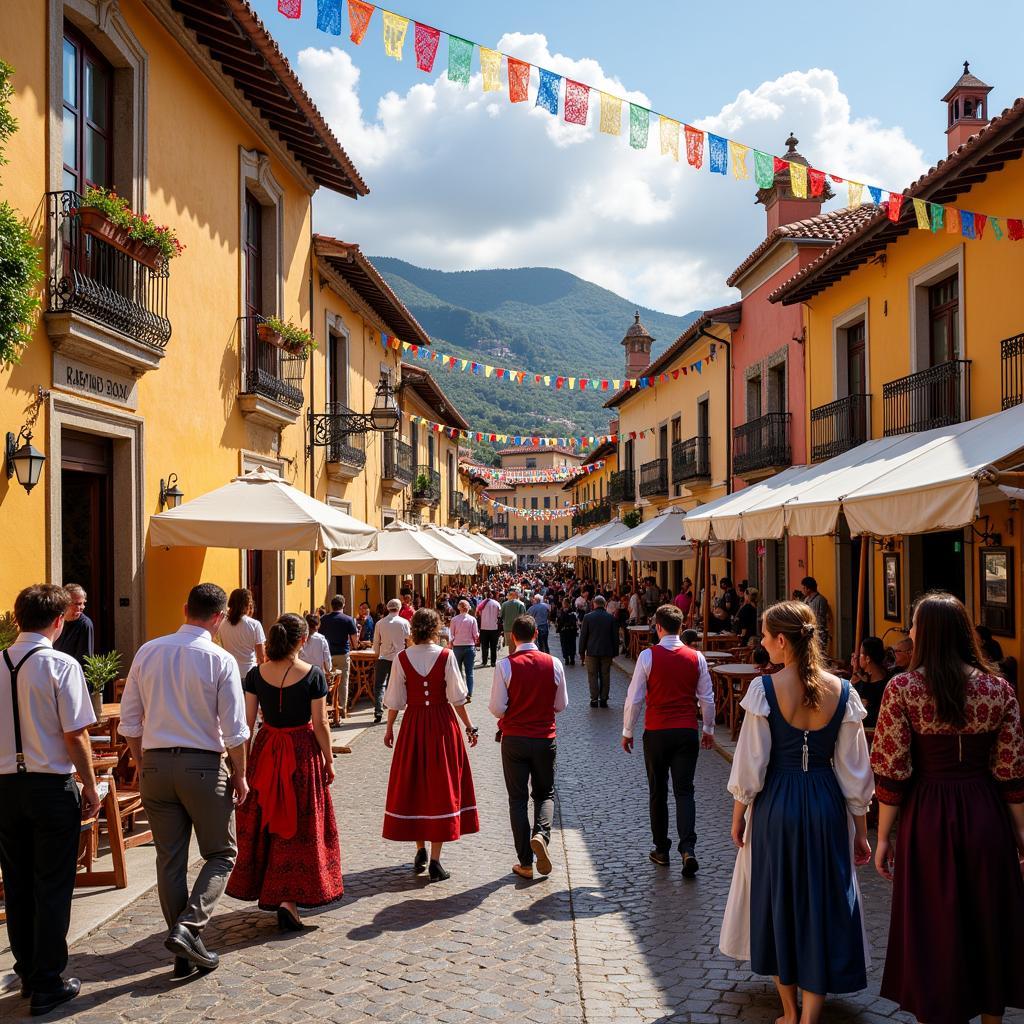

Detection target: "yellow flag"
[847, 182, 864, 207]
[480, 47, 502, 92]
[612, 379, 620, 390]
[659, 116, 680, 161]
[913, 198, 929, 229]
[543, 375, 551, 386]
[729, 140, 749, 180]
[568, 377, 576, 390]
[484, 364, 493, 378]
[460, 359, 468, 370]
[402, 341, 411, 351]
[599, 93, 622, 135]
[382, 12, 409, 60]
[789, 162, 808, 199]
[627, 378, 637, 389]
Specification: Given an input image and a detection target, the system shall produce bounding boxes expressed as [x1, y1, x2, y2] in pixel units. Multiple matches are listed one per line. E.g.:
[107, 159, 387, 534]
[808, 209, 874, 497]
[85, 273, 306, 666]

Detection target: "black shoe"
[164, 924, 219, 971]
[649, 850, 670, 867]
[590, 700, 599, 708]
[30, 979, 80, 1017]
[373, 714, 382, 724]
[599, 700, 609, 708]
[18, 979, 31, 998]
[172, 957, 196, 979]
[277, 907, 306, 932]
[428, 859, 450, 882]
[681, 852, 700, 878]
[414, 847, 428, 873]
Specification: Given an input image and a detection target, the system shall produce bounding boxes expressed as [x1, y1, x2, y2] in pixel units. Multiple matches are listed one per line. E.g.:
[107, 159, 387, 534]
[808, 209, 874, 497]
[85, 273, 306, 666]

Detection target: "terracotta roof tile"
[400, 363, 470, 430]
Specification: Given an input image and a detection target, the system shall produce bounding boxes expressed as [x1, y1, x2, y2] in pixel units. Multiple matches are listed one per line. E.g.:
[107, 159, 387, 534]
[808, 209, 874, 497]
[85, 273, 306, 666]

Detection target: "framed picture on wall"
[883, 552, 901, 622]
[980, 546, 1015, 636]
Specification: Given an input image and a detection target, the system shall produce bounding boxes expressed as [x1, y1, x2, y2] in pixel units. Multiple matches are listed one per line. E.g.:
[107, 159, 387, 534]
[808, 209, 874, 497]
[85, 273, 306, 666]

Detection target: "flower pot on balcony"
[256, 321, 286, 349]
[76, 207, 163, 270]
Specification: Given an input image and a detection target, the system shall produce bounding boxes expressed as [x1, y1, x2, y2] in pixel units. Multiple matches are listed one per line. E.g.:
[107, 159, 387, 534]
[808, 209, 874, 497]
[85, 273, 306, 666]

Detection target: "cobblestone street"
[3, 644, 1020, 1023]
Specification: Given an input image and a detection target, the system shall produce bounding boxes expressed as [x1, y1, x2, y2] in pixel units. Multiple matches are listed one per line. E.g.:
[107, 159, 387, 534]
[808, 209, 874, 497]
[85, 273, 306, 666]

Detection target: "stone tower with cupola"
[943, 61, 992, 155]
[756, 134, 835, 235]
[622, 312, 653, 378]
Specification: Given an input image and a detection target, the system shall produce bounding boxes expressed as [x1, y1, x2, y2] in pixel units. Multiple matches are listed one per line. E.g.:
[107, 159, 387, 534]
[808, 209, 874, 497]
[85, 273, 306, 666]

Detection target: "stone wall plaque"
[53, 354, 139, 410]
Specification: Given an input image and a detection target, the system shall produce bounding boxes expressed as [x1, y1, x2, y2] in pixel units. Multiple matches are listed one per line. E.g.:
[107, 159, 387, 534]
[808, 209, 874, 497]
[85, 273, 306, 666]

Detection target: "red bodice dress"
[382, 648, 479, 842]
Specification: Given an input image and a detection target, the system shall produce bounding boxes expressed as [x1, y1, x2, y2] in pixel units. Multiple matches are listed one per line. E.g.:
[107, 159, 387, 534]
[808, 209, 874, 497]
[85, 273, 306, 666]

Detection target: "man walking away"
[490, 615, 568, 880]
[450, 600, 480, 702]
[52, 583, 94, 668]
[527, 595, 551, 654]
[801, 576, 833, 655]
[119, 584, 250, 978]
[500, 589, 527, 654]
[0, 585, 100, 1016]
[579, 594, 618, 708]
[371, 599, 411, 724]
[555, 598, 579, 666]
[476, 590, 502, 667]
[319, 596, 358, 718]
[621, 604, 715, 878]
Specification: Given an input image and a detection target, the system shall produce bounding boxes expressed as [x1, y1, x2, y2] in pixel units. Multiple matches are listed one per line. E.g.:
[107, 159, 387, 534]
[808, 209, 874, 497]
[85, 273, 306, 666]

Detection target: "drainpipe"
[308, 204, 317, 613]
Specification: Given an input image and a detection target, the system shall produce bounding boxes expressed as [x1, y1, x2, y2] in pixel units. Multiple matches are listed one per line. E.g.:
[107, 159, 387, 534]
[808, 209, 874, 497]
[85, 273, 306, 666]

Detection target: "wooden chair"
[326, 671, 342, 725]
[113, 677, 128, 700]
[348, 657, 376, 712]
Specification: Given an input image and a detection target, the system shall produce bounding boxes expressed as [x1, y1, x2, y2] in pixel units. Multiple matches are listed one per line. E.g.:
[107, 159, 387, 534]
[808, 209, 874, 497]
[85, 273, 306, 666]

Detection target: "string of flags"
[412, 411, 661, 448]
[389, 333, 715, 394]
[460, 461, 606, 484]
[279, 1, 1024, 242]
[480, 491, 599, 520]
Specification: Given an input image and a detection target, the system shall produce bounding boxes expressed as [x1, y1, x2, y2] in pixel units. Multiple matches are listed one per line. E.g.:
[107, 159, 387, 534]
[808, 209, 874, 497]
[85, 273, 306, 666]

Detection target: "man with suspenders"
[0, 585, 100, 1016]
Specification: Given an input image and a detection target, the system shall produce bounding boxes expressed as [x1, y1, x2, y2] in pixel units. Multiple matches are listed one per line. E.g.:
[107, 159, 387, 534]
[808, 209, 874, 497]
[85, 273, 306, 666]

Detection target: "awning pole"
[702, 541, 711, 650]
[853, 536, 870, 660]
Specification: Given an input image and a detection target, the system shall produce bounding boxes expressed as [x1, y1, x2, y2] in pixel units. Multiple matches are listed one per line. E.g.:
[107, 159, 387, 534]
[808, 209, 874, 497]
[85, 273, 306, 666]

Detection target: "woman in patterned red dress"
[226, 614, 343, 929]
[872, 592, 1024, 1024]
[383, 608, 480, 881]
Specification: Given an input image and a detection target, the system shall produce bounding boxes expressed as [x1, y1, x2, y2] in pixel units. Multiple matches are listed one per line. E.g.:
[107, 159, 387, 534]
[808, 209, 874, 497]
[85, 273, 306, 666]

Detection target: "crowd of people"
[1, 567, 1022, 1024]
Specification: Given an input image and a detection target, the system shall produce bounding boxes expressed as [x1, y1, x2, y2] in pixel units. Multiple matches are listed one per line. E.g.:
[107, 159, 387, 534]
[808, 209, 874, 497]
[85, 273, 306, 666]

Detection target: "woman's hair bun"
[800, 621, 816, 637]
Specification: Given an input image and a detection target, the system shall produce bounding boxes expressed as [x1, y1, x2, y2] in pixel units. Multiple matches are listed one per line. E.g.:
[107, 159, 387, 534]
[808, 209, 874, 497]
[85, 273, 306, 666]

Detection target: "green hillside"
[373, 258, 698, 440]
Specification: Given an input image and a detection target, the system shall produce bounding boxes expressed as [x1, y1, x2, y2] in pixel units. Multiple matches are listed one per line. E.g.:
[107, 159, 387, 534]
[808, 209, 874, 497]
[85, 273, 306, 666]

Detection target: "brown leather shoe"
[512, 864, 533, 880]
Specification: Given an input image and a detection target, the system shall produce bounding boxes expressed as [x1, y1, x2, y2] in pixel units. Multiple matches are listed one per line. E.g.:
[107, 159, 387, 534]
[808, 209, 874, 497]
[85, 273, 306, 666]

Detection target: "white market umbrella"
[557, 519, 633, 559]
[591, 506, 691, 561]
[424, 525, 504, 567]
[150, 466, 377, 553]
[538, 534, 576, 562]
[332, 520, 477, 576]
[465, 530, 517, 565]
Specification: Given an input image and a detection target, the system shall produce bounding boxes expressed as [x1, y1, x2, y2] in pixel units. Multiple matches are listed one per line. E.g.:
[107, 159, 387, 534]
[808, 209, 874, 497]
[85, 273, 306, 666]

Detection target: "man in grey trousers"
[120, 583, 250, 978]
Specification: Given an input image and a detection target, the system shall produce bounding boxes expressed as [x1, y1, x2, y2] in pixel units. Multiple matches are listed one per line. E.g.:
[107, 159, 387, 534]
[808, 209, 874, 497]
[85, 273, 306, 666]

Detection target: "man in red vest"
[621, 603, 715, 877]
[489, 615, 568, 880]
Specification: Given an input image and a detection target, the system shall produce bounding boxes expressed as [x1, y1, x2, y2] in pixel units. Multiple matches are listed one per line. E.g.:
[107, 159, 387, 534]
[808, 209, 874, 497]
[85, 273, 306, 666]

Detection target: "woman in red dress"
[226, 614, 343, 929]
[872, 592, 1024, 1024]
[383, 607, 480, 881]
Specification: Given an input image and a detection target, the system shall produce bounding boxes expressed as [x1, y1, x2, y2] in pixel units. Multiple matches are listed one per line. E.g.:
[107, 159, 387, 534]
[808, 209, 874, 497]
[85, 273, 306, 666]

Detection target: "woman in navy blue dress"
[721, 600, 874, 1024]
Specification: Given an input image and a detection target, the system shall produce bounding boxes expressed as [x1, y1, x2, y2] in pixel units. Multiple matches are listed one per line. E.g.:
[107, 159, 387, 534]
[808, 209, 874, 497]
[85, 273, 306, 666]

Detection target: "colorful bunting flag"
[278, 0, 301, 17]
[382, 12, 409, 59]
[599, 92, 622, 135]
[536, 69, 561, 115]
[887, 193, 904, 222]
[991, 217, 1005, 240]
[789, 162, 808, 198]
[414, 22, 440, 71]
[347, 0, 374, 43]
[729, 141, 749, 180]
[929, 202, 944, 232]
[773, 156, 788, 176]
[754, 151, 774, 189]
[564, 80, 589, 125]
[847, 182, 864, 208]
[708, 133, 728, 175]
[507, 57, 530, 102]
[961, 211, 976, 239]
[659, 116, 680, 161]
[480, 47, 502, 91]
[975, 214, 987, 240]
[629, 105, 650, 150]
[1007, 218, 1023, 240]
[867, 185, 882, 205]
[946, 207, 961, 234]
[316, 0, 342, 34]
[913, 198, 929, 229]
[448, 35, 473, 85]
[684, 125, 704, 169]
[809, 168, 825, 197]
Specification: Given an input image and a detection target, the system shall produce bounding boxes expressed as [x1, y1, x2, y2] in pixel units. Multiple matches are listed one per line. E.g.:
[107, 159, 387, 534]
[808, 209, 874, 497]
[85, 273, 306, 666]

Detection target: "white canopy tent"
[556, 519, 633, 559]
[423, 525, 504, 567]
[538, 534, 576, 562]
[591, 506, 691, 561]
[465, 531, 517, 565]
[149, 466, 377, 553]
[331, 520, 477, 576]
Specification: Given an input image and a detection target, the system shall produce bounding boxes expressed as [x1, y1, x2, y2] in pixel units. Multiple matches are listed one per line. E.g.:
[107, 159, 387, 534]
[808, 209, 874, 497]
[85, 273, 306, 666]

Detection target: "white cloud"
[299, 41, 927, 315]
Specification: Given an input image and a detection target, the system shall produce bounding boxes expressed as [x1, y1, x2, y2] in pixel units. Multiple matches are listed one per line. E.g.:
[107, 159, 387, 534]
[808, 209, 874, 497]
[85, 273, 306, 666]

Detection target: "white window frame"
[907, 244, 964, 373]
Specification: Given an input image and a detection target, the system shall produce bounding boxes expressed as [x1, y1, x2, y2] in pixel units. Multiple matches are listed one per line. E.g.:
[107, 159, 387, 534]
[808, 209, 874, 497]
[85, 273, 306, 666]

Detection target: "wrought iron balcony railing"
[412, 465, 441, 505]
[609, 469, 636, 504]
[639, 458, 669, 498]
[308, 402, 368, 470]
[46, 190, 171, 350]
[671, 435, 710, 484]
[449, 490, 464, 518]
[1001, 334, 1024, 410]
[733, 412, 792, 476]
[572, 498, 612, 531]
[810, 394, 871, 462]
[242, 316, 305, 409]
[882, 359, 971, 436]
[383, 437, 415, 486]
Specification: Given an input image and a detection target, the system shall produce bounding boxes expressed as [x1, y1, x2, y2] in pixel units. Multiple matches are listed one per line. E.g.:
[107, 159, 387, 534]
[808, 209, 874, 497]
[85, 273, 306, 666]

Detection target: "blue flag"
[708, 134, 728, 175]
[868, 185, 882, 205]
[536, 69, 561, 115]
[316, 0, 342, 34]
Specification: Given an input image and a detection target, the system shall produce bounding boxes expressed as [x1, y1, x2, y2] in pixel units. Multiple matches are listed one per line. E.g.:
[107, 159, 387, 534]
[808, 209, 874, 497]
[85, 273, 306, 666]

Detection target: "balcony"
[733, 412, 792, 477]
[810, 394, 871, 462]
[411, 465, 441, 506]
[238, 316, 306, 428]
[45, 190, 172, 377]
[491, 516, 510, 541]
[572, 498, 612, 531]
[382, 436, 415, 492]
[882, 359, 971, 436]
[672, 435, 710, 484]
[316, 403, 367, 481]
[639, 458, 669, 498]
[449, 490, 464, 522]
[1001, 333, 1024, 410]
[609, 469, 636, 504]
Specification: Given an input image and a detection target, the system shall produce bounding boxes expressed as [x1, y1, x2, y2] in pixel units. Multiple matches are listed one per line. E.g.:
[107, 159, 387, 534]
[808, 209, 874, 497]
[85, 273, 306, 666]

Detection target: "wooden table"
[348, 651, 377, 715]
[697, 649, 733, 662]
[627, 625, 654, 660]
[711, 663, 763, 739]
[703, 633, 741, 652]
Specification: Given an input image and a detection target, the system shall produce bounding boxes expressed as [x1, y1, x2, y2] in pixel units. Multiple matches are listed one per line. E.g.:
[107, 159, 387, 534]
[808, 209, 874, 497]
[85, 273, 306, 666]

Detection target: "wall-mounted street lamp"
[5, 387, 49, 494]
[308, 372, 401, 455]
[159, 473, 184, 509]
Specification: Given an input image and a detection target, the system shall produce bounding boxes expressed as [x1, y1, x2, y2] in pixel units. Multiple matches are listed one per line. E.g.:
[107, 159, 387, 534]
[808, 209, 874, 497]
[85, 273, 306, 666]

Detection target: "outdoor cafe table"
[710, 663, 762, 739]
[703, 633, 741, 652]
[698, 649, 733, 663]
[627, 625, 654, 660]
[347, 650, 377, 715]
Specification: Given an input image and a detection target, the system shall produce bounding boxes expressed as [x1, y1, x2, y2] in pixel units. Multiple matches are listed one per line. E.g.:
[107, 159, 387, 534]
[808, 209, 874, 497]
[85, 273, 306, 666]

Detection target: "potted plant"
[82, 650, 122, 718]
[622, 509, 643, 530]
[411, 471, 433, 504]
[73, 186, 183, 270]
[256, 316, 317, 357]
[0, 611, 17, 652]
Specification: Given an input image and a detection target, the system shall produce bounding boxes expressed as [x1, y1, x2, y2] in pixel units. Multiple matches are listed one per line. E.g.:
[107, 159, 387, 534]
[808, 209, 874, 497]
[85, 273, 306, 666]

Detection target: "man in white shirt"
[120, 583, 250, 978]
[621, 604, 715, 878]
[0, 585, 100, 1016]
[372, 599, 411, 724]
[476, 590, 502, 668]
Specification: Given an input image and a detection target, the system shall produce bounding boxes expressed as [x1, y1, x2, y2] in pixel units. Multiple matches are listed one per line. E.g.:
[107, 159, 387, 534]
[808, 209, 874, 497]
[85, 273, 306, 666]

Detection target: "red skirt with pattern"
[383, 703, 479, 842]
[226, 723, 344, 909]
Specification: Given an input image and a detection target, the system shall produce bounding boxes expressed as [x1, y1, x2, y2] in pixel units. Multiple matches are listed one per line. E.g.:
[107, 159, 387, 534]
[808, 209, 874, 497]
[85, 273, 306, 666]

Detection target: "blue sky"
[250, 0, 1024, 313]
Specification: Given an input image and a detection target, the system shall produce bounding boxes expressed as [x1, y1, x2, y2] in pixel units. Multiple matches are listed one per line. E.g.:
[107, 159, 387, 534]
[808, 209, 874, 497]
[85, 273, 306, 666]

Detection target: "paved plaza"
[2, 644, 1019, 1024]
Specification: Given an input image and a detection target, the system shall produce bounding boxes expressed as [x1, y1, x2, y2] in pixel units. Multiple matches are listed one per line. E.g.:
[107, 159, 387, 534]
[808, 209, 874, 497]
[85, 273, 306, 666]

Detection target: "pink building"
[726, 135, 877, 603]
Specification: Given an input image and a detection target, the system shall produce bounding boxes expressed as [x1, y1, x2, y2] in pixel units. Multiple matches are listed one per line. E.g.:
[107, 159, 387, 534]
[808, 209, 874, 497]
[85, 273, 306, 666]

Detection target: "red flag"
[508, 58, 530, 103]
[1009, 219, 1024, 240]
[410, 344, 419, 355]
[496, 368, 505, 378]
[580, 379, 588, 390]
[773, 156, 788, 175]
[976, 214, 987, 240]
[887, 194, 905, 222]
[564, 80, 589, 125]
[601, 380, 609, 390]
[672, 369, 680, 379]
[413, 23, 440, 72]
[830, 174, 844, 183]
[534, 374, 541, 383]
[629, 432, 637, 440]
[684, 125, 704, 168]
[809, 168, 826, 197]
[278, 0, 300, 16]
[531, 437, 540, 447]
[556, 377, 565, 389]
